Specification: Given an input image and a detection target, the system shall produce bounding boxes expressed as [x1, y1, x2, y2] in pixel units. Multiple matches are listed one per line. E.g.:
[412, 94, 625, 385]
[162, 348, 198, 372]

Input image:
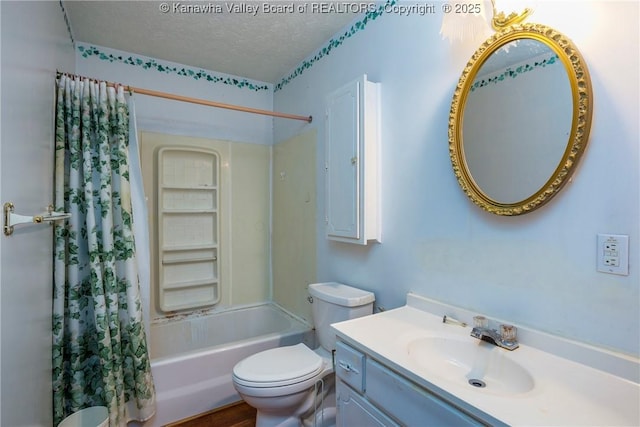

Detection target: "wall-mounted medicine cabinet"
[325, 74, 381, 245]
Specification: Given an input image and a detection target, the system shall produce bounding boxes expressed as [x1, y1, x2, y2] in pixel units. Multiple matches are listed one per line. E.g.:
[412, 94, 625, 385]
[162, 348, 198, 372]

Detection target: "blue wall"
[73, 1, 640, 357]
[273, 1, 640, 356]
[1, 1, 76, 425]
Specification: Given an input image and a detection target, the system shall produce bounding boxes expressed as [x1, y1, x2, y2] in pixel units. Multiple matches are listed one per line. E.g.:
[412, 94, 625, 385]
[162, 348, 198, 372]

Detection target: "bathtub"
[136, 303, 314, 427]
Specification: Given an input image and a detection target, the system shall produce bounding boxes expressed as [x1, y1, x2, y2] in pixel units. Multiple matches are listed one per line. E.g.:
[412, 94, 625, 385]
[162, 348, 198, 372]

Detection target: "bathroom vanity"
[335, 340, 501, 426]
[332, 293, 640, 426]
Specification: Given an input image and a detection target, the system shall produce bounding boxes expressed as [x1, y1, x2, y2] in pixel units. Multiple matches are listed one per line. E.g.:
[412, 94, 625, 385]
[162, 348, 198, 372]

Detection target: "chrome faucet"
[470, 316, 519, 351]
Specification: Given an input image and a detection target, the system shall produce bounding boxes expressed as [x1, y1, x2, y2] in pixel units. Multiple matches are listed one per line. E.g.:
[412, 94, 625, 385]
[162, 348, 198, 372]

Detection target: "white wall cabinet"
[335, 340, 489, 427]
[325, 75, 381, 245]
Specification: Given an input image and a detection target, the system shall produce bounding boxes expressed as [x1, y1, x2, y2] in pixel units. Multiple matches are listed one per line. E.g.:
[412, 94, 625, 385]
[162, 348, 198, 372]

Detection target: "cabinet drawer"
[366, 358, 483, 427]
[335, 341, 365, 393]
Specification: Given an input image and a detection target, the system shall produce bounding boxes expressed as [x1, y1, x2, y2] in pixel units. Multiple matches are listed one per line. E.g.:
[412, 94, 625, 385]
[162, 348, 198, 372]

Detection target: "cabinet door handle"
[338, 361, 360, 374]
[350, 156, 358, 165]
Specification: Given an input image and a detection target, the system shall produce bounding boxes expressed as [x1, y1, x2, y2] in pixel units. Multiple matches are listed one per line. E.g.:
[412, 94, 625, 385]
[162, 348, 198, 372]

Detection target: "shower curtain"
[52, 75, 156, 426]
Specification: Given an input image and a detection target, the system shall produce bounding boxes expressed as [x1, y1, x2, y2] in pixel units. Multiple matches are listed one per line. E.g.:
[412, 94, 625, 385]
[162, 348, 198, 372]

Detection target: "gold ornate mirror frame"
[448, 23, 593, 216]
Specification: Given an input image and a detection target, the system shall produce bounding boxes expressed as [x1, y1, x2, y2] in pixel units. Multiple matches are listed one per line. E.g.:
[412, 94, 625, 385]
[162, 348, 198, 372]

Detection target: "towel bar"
[3, 202, 71, 236]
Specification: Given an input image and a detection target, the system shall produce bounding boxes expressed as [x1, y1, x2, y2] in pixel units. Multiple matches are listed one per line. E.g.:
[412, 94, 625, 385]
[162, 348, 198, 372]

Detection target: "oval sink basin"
[406, 336, 535, 395]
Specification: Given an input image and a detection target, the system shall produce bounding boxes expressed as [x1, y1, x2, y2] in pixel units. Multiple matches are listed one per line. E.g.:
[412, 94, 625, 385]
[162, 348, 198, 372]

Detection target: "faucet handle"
[499, 324, 518, 344]
[473, 315, 488, 329]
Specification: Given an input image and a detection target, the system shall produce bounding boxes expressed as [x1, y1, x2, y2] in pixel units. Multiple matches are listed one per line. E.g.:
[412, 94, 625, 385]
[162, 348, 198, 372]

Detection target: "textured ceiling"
[63, 1, 362, 83]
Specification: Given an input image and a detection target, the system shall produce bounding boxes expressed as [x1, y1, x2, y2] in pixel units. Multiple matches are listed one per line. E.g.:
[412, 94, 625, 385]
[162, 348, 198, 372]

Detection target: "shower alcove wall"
[134, 129, 318, 425]
[139, 131, 272, 322]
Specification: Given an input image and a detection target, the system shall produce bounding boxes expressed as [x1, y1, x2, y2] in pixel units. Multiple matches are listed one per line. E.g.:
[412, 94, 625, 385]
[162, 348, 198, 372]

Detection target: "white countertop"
[331, 293, 640, 426]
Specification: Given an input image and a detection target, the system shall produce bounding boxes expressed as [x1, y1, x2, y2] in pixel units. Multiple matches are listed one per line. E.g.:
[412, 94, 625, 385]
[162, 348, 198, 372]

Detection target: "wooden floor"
[166, 401, 256, 427]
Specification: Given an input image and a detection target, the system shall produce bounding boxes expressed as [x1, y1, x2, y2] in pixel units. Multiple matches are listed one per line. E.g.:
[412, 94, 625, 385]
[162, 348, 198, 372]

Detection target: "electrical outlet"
[603, 257, 619, 267]
[597, 234, 629, 275]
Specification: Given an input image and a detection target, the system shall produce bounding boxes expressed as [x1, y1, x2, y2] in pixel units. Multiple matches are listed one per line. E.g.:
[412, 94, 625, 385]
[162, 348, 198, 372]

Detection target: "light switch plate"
[597, 234, 629, 275]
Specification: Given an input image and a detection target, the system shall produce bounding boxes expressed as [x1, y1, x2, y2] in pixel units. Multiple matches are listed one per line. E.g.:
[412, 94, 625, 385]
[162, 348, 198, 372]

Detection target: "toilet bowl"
[233, 344, 333, 426]
[232, 282, 375, 427]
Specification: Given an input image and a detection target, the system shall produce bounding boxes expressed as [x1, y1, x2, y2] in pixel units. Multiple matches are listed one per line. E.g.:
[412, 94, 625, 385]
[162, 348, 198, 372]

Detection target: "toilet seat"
[233, 343, 324, 388]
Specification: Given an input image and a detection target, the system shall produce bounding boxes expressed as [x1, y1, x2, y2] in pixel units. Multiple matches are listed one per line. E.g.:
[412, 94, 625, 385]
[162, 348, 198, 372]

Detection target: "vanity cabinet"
[325, 74, 381, 245]
[335, 341, 486, 427]
[336, 380, 399, 426]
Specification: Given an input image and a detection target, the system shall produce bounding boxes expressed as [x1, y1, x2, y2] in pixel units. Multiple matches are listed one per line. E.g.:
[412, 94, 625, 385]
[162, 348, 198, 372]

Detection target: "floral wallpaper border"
[470, 53, 560, 93]
[77, 45, 270, 92]
[274, 0, 397, 92]
[72, 1, 396, 94]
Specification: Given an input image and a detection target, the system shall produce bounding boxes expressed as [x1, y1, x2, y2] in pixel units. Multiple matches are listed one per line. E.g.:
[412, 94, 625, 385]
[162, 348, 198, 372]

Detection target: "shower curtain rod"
[56, 71, 313, 123]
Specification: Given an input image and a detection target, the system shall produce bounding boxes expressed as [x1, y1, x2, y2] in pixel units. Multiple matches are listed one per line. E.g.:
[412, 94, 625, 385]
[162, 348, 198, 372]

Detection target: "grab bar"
[3, 202, 71, 236]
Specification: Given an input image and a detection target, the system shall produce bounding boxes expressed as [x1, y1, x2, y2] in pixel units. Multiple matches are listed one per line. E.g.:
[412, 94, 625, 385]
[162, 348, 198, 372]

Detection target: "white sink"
[331, 294, 640, 426]
[406, 336, 535, 395]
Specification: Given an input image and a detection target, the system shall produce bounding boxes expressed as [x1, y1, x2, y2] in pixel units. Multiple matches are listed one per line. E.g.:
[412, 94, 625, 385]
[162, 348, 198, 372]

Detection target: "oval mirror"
[449, 23, 593, 215]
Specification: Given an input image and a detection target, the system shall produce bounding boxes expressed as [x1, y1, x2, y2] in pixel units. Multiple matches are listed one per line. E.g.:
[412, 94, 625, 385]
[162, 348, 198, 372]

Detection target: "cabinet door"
[336, 380, 398, 427]
[325, 75, 381, 245]
[366, 358, 484, 427]
[326, 79, 360, 241]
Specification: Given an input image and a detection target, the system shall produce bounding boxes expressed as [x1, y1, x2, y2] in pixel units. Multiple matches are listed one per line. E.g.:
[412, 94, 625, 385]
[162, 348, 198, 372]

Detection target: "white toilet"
[232, 282, 375, 427]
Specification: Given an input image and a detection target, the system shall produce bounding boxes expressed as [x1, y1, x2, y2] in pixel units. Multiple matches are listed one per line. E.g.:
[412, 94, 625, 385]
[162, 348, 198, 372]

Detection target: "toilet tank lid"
[308, 282, 375, 307]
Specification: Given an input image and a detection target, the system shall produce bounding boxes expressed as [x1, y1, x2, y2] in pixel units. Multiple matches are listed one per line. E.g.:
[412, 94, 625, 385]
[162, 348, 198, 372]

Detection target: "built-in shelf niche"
[157, 147, 220, 311]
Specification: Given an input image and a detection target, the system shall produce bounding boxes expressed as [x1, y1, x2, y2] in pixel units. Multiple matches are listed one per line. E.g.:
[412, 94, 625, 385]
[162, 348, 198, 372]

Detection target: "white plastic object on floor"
[58, 406, 108, 427]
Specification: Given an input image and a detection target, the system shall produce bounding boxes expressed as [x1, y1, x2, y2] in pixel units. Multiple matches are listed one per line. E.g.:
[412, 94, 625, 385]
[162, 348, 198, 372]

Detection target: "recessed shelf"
[158, 147, 221, 312]
[161, 185, 218, 190]
[161, 209, 217, 214]
[162, 279, 218, 290]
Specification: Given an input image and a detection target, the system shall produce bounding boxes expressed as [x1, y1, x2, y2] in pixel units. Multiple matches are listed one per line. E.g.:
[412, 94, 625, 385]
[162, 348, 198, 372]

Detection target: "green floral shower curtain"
[52, 75, 156, 426]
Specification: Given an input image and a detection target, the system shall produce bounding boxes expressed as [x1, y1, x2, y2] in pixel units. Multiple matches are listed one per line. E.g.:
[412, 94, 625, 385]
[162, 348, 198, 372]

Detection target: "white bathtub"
[136, 303, 314, 427]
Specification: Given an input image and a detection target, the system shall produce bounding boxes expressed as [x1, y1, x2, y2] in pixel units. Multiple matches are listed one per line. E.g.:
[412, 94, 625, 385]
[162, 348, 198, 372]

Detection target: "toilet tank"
[308, 282, 375, 352]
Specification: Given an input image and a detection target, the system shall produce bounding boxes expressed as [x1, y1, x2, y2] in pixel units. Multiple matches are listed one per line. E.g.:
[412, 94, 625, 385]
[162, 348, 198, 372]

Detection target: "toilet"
[232, 282, 375, 427]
